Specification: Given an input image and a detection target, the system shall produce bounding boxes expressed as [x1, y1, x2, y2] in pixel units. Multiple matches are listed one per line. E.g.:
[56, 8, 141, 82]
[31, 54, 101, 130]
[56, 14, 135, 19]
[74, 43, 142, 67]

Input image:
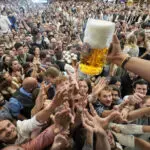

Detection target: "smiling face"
[12, 60, 21, 71]
[0, 120, 17, 143]
[98, 90, 113, 107]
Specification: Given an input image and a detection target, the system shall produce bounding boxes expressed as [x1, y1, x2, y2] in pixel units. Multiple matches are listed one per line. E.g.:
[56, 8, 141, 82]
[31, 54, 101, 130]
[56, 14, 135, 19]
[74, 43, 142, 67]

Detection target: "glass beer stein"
[79, 19, 115, 76]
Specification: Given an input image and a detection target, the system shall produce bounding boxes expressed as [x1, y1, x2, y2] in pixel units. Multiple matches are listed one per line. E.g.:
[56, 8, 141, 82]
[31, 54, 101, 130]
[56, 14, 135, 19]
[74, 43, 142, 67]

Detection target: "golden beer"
[79, 19, 115, 75]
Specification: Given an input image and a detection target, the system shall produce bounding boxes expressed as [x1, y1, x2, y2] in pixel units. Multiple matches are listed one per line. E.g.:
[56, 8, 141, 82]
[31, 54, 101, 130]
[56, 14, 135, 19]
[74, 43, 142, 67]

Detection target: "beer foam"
[84, 19, 115, 49]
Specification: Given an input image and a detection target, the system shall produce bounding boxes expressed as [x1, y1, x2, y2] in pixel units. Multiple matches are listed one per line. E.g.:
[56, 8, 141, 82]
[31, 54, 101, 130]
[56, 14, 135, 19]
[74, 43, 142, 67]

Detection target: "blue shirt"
[8, 87, 32, 117]
[93, 101, 110, 117]
[0, 101, 13, 120]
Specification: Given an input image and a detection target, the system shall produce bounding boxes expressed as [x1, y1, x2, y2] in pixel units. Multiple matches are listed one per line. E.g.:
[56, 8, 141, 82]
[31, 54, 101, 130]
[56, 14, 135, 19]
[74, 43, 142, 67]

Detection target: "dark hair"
[55, 51, 63, 60]
[22, 62, 30, 71]
[109, 76, 121, 85]
[79, 79, 92, 94]
[32, 46, 39, 55]
[40, 51, 47, 59]
[9, 59, 19, 73]
[14, 43, 23, 50]
[133, 79, 148, 89]
[26, 55, 34, 62]
[111, 85, 121, 97]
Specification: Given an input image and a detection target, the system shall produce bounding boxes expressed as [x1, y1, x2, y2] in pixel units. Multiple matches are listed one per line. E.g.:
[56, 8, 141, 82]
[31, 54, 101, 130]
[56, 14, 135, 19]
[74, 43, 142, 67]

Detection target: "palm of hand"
[92, 77, 107, 96]
[53, 88, 69, 107]
[54, 109, 72, 130]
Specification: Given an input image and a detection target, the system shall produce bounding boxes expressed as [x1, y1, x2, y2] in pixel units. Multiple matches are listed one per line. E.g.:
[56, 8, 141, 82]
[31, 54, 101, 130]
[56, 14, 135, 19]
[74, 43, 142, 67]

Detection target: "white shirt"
[0, 15, 11, 34]
[15, 116, 43, 145]
[64, 64, 75, 73]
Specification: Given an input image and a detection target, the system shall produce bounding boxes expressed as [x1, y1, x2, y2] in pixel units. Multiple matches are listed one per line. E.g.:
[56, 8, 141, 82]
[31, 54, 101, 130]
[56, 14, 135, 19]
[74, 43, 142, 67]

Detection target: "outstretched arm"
[96, 132, 111, 150]
[135, 137, 150, 150]
[127, 107, 150, 121]
[107, 35, 150, 82]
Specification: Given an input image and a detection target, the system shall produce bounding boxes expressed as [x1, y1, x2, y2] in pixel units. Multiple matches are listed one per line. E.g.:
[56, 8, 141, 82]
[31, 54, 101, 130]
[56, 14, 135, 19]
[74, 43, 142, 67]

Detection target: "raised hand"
[107, 34, 129, 64]
[54, 103, 72, 132]
[51, 134, 70, 150]
[52, 88, 69, 108]
[67, 70, 79, 93]
[92, 77, 107, 97]
[82, 103, 121, 134]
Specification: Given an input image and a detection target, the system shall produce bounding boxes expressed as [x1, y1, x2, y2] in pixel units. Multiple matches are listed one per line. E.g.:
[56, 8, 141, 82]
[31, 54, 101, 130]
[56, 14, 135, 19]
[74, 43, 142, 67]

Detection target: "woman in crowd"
[0, 55, 12, 72]
[3, 35, 14, 50]
[123, 34, 139, 57]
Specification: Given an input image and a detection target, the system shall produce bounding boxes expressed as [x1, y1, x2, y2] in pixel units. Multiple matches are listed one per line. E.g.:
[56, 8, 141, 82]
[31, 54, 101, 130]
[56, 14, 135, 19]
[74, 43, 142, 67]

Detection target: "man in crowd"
[8, 77, 38, 120]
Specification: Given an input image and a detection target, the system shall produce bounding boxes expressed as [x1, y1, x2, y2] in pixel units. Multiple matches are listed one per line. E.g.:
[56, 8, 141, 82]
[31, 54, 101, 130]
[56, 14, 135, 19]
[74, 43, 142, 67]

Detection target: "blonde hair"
[98, 86, 112, 97]
[127, 35, 137, 46]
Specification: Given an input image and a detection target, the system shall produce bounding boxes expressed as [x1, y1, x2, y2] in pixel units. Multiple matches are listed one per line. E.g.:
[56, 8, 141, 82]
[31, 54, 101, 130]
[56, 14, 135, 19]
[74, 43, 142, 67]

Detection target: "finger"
[85, 118, 94, 128]
[136, 93, 145, 99]
[112, 34, 120, 44]
[134, 94, 142, 103]
[84, 109, 93, 121]
[64, 101, 70, 109]
[106, 111, 120, 123]
[89, 103, 97, 116]
[54, 93, 61, 101]
[45, 83, 52, 91]
[82, 114, 94, 129]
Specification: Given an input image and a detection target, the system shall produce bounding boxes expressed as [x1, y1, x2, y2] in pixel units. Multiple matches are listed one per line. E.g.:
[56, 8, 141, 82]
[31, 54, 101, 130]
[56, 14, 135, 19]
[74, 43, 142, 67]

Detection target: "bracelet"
[121, 56, 131, 69]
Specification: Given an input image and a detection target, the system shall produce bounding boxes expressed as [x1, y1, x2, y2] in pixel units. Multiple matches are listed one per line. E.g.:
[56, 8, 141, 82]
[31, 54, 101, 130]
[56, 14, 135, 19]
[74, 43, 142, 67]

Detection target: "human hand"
[51, 88, 69, 109]
[54, 103, 72, 132]
[82, 103, 120, 135]
[113, 105, 121, 111]
[128, 93, 145, 105]
[92, 77, 107, 97]
[51, 133, 70, 150]
[67, 70, 79, 94]
[107, 34, 129, 65]
[35, 82, 47, 109]
[121, 108, 130, 120]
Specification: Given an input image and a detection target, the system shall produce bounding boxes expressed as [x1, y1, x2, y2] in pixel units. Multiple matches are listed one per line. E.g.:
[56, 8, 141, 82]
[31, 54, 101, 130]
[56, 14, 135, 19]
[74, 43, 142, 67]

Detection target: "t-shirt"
[15, 116, 43, 145]
[93, 101, 110, 116]
[0, 101, 13, 121]
[0, 15, 11, 34]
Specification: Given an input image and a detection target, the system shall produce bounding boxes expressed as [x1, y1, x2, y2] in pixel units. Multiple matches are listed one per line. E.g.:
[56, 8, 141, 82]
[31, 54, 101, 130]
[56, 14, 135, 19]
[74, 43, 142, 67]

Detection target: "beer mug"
[79, 19, 115, 75]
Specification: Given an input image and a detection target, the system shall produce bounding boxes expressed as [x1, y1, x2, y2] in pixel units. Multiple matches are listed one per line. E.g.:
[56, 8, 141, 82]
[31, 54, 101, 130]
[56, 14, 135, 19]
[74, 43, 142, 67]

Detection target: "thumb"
[45, 82, 52, 91]
[112, 34, 120, 43]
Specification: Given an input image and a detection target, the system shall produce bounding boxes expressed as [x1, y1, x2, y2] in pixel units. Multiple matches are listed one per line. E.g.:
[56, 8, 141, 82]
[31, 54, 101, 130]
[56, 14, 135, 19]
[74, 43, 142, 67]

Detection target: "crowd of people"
[0, 0, 150, 149]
